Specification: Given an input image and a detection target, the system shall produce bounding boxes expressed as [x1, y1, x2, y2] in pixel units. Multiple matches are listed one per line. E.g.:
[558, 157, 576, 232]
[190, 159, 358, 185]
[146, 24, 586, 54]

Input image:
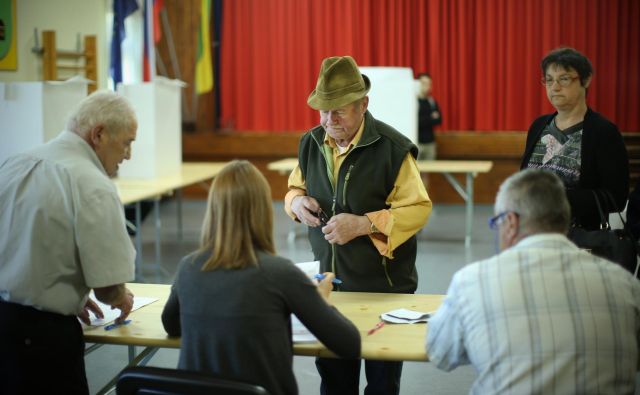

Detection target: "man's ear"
[504, 212, 520, 245]
[360, 96, 369, 113]
[88, 125, 105, 147]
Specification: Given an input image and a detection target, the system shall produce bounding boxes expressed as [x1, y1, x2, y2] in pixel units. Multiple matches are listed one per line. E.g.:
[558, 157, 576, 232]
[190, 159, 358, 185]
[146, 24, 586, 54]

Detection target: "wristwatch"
[370, 221, 380, 234]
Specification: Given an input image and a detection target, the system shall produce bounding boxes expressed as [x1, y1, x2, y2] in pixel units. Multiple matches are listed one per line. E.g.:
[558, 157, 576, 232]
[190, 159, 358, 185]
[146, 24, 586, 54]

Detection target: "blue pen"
[104, 319, 132, 331]
[314, 273, 343, 284]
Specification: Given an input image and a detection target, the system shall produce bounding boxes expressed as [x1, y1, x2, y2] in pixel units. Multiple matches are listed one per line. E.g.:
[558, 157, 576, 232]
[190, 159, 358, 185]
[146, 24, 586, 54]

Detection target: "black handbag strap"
[590, 190, 610, 230]
[600, 189, 630, 230]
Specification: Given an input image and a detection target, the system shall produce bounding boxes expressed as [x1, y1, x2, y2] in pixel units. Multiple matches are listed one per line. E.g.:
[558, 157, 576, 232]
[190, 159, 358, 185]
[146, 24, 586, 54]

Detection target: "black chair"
[116, 366, 270, 395]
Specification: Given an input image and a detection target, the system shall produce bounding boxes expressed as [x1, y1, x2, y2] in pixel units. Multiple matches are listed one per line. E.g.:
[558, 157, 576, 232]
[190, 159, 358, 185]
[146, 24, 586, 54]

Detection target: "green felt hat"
[307, 56, 371, 111]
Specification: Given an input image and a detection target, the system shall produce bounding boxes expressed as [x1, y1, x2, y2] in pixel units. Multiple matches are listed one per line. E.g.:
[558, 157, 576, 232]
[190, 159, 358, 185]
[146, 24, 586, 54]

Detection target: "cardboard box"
[117, 77, 185, 179]
[0, 79, 89, 164]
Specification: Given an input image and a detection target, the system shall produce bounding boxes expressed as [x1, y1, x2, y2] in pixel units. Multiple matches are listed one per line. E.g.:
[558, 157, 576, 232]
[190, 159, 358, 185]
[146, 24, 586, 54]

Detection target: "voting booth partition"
[117, 77, 186, 179]
[359, 67, 417, 144]
[0, 80, 89, 165]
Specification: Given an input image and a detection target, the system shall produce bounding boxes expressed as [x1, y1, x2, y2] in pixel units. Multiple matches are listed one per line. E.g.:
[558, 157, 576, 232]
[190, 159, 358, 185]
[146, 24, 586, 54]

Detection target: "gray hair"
[495, 169, 570, 234]
[66, 90, 136, 137]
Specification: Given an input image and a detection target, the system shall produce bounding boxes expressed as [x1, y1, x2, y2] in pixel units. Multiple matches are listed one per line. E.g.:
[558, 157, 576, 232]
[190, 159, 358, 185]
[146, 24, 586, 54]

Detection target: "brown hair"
[198, 160, 275, 271]
[541, 47, 593, 87]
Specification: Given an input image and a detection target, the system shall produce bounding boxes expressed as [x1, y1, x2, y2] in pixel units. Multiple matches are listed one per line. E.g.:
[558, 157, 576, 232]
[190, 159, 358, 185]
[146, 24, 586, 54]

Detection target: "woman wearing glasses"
[520, 47, 628, 231]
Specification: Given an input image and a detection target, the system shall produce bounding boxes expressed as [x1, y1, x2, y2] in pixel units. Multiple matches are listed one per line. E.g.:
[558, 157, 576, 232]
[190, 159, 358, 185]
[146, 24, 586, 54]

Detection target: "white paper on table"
[295, 260, 320, 280]
[291, 314, 318, 343]
[380, 308, 433, 324]
[291, 261, 321, 343]
[80, 292, 158, 328]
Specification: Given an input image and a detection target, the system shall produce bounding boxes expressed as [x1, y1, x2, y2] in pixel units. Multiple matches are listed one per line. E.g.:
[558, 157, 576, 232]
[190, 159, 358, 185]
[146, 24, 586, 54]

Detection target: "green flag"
[195, 0, 213, 94]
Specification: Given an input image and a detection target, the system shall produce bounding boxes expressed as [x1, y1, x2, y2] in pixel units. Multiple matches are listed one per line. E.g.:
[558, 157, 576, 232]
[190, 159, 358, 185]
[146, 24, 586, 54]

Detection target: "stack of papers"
[291, 315, 318, 343]
[80, 292, 158, 328]
[381, 308, 433, 324]
[291, 261, 321, 343]
[295, 260, 320, 279]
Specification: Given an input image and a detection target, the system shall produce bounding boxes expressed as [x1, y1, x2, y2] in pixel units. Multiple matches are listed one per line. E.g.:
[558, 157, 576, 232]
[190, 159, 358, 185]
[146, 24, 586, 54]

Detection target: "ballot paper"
[295, 260, 320, 279]
[291, 315, 318, 343]
[80, 292, 158, 328]
[380, 308, 434, 324]
[290, 260, 321, 343]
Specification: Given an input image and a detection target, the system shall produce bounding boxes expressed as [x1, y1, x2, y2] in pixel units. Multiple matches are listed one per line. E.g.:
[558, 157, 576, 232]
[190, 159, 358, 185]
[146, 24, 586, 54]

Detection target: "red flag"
[142, 0, 151, 81]
[153, 0, 164, 44]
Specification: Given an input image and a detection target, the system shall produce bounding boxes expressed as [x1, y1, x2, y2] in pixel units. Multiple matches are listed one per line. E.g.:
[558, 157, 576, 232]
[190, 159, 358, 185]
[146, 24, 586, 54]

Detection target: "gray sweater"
[161, 250, 361, 395]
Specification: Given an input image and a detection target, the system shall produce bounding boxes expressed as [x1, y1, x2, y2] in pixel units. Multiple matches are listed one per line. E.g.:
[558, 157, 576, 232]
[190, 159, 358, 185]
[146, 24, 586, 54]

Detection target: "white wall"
[360, 67, 418, 144]
[0, 0, 109, 89]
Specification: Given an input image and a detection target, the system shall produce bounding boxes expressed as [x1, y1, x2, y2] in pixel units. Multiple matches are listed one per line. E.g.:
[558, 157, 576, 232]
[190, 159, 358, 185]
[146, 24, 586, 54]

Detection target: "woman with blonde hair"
[162, 160, 360, 395]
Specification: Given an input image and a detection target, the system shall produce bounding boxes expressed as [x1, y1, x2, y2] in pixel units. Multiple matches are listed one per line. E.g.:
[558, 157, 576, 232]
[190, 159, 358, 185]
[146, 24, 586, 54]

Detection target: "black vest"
[299, 112, 419, 293]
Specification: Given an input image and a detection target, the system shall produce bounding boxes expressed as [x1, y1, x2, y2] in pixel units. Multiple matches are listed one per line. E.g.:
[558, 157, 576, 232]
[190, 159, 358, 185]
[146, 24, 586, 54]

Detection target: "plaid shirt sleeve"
[426, 271, 470, 371]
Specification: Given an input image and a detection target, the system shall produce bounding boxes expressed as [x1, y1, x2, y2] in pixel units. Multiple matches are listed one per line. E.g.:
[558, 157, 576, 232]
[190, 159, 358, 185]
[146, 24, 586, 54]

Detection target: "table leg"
[135, 202, 143, 281]
[465, 173, 474, 247]
[94, 346, 158, 395]
[128, 345, 136, 362]
[442, 173, 472, 246]
[287, 221, 297, 244]
[176, 189, 183, 243]
[154, 198, 162, 279]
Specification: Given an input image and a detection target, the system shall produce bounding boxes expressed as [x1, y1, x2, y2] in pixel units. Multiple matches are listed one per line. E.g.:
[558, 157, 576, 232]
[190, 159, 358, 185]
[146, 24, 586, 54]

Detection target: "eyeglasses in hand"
[316, 208, 330, 226]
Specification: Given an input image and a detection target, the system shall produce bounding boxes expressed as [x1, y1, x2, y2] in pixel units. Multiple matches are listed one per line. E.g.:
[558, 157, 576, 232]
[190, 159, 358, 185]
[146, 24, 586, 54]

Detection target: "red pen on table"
[367, 321, 385, 336]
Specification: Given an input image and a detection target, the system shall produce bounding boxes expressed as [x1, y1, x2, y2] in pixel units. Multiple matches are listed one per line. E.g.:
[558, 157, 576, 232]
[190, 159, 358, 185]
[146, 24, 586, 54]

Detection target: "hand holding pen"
[315, 272, 340, 301]
[314, 273, 342, 284]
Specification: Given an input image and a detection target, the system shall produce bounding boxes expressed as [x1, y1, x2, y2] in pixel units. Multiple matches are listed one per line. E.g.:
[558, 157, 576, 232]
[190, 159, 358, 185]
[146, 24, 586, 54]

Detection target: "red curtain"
[220, 0, 640, 132]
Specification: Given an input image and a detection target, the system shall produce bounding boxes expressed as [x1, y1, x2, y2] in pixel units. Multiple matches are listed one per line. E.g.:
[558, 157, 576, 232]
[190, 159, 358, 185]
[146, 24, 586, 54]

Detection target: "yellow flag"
[195, 0, 213, 94]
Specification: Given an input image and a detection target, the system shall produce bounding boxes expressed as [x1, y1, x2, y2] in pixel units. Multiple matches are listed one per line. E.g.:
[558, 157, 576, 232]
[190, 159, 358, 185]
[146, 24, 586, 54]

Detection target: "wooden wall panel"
[182, 132, 526, 203]
[182, 132, 302, 199]
[428, 133, 525, 203]
[182, 131, 639, 202]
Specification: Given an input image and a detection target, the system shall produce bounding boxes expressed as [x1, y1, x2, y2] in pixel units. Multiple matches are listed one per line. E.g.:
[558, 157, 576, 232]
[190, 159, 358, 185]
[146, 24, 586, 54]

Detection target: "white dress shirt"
[427, 233, 640, 395]
[0, 131, 135, 315]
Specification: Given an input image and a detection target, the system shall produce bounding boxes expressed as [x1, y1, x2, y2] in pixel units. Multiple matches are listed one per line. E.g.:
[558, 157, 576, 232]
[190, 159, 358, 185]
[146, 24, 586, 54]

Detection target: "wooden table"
[84, 283, 443, 393]
[114, 162, 228, 280]
[268, 158, 493, 246]
[416, 160, 493, 246]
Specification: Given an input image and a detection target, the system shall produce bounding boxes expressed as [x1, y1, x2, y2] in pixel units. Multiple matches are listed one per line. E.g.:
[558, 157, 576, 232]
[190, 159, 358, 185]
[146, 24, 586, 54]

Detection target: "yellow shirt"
[284, 119, 432, 258]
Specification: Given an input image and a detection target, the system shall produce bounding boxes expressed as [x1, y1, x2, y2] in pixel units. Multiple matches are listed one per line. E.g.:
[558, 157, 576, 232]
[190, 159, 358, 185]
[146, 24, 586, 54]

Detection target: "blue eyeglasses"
[488, 211, 515, 230]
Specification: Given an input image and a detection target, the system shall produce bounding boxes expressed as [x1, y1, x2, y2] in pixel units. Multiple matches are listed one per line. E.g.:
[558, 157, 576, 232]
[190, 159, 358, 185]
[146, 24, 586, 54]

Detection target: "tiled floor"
[83, 199, 497, 394]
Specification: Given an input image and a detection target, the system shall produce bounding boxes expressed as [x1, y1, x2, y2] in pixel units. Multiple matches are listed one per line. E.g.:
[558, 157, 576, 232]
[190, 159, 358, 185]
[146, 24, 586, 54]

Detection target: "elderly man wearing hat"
[284, 56, 432, 394]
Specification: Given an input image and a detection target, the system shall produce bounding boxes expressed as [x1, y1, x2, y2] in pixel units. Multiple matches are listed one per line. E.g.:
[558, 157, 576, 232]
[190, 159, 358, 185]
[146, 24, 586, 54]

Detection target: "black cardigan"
[520, 108, 629, 230]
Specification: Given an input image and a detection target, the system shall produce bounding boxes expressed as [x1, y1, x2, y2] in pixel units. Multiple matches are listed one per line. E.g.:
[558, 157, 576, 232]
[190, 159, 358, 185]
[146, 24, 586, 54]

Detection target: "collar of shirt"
[58, 131, 109, 177]
[512, 233, 577, 250]
[323, 117, 366, 156]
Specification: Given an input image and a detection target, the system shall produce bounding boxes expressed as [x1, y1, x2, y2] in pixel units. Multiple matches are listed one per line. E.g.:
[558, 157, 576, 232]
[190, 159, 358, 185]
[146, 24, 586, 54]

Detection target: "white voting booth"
[0, 80, 89, 165]
[359, 67, 417, 144]
[117, 77, 185, 179]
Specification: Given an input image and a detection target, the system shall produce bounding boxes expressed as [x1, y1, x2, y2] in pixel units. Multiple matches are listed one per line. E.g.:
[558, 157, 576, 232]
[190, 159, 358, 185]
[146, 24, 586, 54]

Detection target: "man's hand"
[322, 213, 371, 245]
[77, 298, 104, 325]
[291, 195, 323, 227]
[111, 287, 134, 324]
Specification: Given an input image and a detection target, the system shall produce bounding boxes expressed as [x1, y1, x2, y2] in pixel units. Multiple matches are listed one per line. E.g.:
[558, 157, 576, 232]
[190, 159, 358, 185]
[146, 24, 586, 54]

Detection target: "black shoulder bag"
[567, 190, 638, 275]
